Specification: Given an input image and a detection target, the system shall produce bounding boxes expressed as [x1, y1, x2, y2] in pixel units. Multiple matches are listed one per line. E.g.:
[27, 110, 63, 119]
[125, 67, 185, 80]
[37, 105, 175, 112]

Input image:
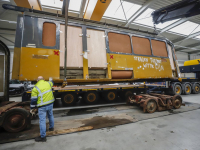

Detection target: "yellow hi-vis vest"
[31, 80, 54, 107]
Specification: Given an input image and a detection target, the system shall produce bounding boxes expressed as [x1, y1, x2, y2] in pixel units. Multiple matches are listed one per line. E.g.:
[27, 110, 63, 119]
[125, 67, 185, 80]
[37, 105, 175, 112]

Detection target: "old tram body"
[12, 12, 180, 84]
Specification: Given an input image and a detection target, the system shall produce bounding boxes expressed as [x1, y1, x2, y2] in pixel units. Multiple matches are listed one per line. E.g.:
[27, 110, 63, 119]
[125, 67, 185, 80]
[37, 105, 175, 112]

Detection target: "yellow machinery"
[14, 0, 42, 10]
[84, 0, 112, 21]
[184, 59, 200, 66]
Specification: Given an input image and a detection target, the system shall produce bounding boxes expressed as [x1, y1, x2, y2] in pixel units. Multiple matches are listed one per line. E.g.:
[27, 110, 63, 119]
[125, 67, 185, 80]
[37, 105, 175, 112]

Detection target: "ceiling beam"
[0, 10, 7, 18]
[0, 35, 14, 44]
[124, 0, 157, 27]
[0, 28, 16, 32]
[188, 50, 200, 54]
[158, 18, 188, 34]
[83, 0, 112, 21]
[172, 31, 200, 44]
[79, 0, 87, 18]
[175, 43, 200, 51]
[0, 33, 15, 35]
[14, 0, 42, 10]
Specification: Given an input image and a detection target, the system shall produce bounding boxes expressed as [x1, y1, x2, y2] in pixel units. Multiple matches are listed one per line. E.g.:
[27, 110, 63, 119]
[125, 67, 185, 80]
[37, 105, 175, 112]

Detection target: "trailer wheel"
[3, 108, 29, 133]
[174, 84, 182, 95]
[146, 99, 157, 113]
[84, 91, 99, 104]
[119, 90, 132, 100]
[192, 83, 200, 94]
[183, 83, 191, 95]
[103, 91, 117, 102]
[172, 95, 182, 109]
[61, 92, 77, 106]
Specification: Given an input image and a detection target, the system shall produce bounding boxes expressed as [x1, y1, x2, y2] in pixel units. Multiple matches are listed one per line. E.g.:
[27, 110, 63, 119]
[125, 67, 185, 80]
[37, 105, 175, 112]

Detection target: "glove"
[30, 109, 35, 116]
[30, 109, 38, 116]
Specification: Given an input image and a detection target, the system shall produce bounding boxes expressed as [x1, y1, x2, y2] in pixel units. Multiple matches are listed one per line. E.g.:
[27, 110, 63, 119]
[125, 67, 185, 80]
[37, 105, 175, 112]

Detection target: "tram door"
[86, 29, 107, 68]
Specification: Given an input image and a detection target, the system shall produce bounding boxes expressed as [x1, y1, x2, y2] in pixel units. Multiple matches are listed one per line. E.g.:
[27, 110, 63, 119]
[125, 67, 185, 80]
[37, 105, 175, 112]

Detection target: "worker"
[30, 76, 55, 142]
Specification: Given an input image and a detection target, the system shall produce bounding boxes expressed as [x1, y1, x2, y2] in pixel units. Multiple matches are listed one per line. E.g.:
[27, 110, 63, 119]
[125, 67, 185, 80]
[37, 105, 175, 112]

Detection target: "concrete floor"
[1, 94, 200, 150]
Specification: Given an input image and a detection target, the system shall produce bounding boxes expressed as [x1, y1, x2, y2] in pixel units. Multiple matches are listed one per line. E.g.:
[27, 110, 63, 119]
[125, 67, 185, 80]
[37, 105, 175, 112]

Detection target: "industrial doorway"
[0, 40, 10, 102]
[0, 55, 4, 97]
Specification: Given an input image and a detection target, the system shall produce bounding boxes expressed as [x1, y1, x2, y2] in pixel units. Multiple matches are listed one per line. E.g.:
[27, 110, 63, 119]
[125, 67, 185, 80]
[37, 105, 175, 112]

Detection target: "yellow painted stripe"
[58, 90, 75, 92]
[122, 87, 134, 89]
[103, 88, 118, 90]
[82, 89, 98, 91]
[83, 57, 89, 79]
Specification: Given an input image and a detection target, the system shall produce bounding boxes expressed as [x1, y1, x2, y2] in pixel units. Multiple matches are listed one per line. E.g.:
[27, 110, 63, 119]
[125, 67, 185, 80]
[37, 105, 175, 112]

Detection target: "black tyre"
[172, 95, 182, 109]
[103, 91, 117, 102]
[192, 83, 200, 94]
[3, 108, 29, 132]
[119, 90, 133, 100]
[61, 92, 77, 106]
[146, 99, 157, 113]
[183, 83, 191, 95]
[83, 91, 99, 104]
[173, 84, 182, 95]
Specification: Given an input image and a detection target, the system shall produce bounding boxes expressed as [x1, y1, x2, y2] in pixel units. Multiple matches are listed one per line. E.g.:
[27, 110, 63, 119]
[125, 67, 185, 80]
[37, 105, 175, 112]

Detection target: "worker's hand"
[30, 109, 36, 116]
[30, 108, 38, 117]
[30, 109, 35, 116]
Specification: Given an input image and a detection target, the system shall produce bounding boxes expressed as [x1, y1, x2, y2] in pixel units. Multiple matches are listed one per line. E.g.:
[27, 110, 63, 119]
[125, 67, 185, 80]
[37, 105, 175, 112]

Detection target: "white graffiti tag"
[134, 56, 164, 71]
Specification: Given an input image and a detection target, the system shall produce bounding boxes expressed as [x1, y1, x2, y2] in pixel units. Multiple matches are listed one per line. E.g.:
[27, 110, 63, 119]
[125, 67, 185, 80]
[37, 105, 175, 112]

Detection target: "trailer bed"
[53, 84, 166, 91]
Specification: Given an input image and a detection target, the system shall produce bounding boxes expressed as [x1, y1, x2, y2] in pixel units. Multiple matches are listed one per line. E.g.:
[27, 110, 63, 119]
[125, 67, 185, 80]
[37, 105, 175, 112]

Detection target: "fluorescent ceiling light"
[0, 19, 16, 24]
[195, 35, 200, 39]
[41, 0, 62, 8]
[1, 0, 10, 2]
[68, 0, 82, 11]
[170, 21, 200, 36]
[40, 0, 82, 11]
[103, 0, 141, 21]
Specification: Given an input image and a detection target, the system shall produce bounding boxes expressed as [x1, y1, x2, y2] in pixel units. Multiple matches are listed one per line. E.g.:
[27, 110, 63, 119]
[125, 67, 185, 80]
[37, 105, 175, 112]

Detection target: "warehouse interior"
[0, 0, 200, 149]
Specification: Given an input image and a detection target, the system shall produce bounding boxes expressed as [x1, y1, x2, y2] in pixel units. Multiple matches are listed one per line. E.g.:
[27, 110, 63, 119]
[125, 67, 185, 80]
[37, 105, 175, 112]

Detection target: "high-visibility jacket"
[30, 80, 54, 109]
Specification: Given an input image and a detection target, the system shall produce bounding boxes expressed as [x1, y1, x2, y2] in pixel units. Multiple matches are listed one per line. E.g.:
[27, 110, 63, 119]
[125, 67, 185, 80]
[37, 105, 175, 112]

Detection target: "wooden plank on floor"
[0, 113, 135, 144]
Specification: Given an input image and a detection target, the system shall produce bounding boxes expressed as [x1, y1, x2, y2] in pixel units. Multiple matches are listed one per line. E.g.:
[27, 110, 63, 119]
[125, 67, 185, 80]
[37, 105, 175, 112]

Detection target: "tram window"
[151, 40, 168, 57]
[108, 32, 132, 54]
[42, 22, 56, 47]
[132, 36, 152, 55]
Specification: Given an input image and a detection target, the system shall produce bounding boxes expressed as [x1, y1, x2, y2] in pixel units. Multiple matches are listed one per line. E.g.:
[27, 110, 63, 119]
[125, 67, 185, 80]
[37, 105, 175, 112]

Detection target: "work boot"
[35, 136, 46, 142]
[49, 128, 54, 131]
[47, 128, 54, 132]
